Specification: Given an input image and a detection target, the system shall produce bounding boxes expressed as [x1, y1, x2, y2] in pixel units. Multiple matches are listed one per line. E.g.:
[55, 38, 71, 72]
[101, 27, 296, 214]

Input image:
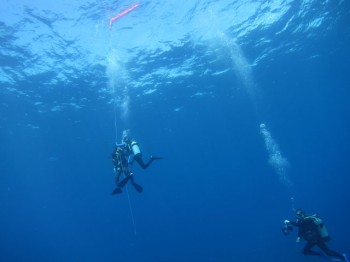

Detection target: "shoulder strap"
[304, 215, 323, 225]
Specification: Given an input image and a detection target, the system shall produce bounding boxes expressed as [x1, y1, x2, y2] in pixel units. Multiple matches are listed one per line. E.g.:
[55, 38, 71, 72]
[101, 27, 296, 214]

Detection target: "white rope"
[114, 100, 136, 236]
[125, 185, 137, 236]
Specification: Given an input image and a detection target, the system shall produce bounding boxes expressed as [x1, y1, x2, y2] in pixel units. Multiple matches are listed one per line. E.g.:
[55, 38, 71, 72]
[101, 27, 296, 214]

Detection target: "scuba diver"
[111, 130, 163, 195]
[282, 209, 348, 262]
[121, 129, 163, 169]
[111, 143, 143, 195]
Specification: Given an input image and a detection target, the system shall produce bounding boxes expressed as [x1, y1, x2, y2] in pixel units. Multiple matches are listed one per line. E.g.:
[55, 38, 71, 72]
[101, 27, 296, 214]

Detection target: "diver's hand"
[296, 237, 301, 243]
[284, 220, 290, 224]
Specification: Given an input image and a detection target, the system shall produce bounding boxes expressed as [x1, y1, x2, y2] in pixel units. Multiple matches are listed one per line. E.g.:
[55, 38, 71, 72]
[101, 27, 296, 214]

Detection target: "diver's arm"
[288, 220, 302, 239]
[284, 220, 302, 241]
[128, 154, 135, 165]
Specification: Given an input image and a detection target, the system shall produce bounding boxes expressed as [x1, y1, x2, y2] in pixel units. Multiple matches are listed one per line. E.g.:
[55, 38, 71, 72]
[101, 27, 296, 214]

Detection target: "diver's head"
[295, 208, 306, 219]
[122, 129, 131, 143]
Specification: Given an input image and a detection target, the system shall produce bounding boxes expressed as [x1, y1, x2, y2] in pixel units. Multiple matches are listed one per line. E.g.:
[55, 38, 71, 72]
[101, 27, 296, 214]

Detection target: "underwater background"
[1, 0, 349, 261]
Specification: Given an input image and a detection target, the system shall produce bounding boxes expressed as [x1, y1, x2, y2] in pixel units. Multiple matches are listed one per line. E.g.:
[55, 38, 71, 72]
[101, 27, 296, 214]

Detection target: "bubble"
[260, 123, 292, 188]
[106, 49, 130, 120]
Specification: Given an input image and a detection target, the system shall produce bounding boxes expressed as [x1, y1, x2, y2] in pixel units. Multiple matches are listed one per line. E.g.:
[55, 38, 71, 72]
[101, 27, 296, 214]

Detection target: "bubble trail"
[260, 123, 293, 188]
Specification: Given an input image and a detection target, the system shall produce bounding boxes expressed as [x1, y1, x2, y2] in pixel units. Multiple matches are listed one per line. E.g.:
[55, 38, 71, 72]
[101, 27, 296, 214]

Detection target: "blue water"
[1, 0, 350, 261]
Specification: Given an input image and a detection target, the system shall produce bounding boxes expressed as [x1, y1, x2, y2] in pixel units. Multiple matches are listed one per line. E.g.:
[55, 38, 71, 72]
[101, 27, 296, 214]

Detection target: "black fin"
[132, 183, 143, 193]
[112, 187, 122, 195]
[151, 156, 164, 160]
[118, 176, 131, 188]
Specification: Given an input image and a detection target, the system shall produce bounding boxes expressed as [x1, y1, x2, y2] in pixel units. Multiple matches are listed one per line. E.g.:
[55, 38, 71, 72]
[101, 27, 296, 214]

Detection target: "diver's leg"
[318, 242, 345, 261]
[112, 169, 123, 194]
[135, 155, 162, 169]
[114, 167, 121, 184]
[302, 242, 320, 256]
[134, 156, 149, 169]
[130, 175, 143, 193]
[118, 168, 132, 188]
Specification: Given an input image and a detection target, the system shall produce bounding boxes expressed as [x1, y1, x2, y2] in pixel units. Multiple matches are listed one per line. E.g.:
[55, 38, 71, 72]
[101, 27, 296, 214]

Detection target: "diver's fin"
[112, 187, 122, 195]
[118, 176, 131, 188]
[132, 182, 143, 193]
[151, 156, 164, 160]
[320, 252, 346, 262]
[343, 253, 349, 262]
[326, 258, 344, 262]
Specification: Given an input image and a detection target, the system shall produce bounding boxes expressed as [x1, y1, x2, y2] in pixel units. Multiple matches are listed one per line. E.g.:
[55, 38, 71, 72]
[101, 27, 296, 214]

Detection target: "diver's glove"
[284, 220, 290, 224]
[296, 237, 301, 243]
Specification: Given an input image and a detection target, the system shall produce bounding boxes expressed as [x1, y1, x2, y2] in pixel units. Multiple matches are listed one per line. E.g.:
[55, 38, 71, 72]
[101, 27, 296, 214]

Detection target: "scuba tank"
[306, 215, 329, 239]
[130, 140, 141, 156]
[314, 217, 329, 239]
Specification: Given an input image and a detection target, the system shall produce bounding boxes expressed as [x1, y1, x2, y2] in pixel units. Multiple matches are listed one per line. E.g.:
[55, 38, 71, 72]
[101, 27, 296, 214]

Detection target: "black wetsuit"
[112, 145, 142, 193]
[132, 154, 156, 169]
[111, 138, 162, 194]
[124, 139, 159, 169]
[112, 145, 129, 182]
[290, 217, 345, 261]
